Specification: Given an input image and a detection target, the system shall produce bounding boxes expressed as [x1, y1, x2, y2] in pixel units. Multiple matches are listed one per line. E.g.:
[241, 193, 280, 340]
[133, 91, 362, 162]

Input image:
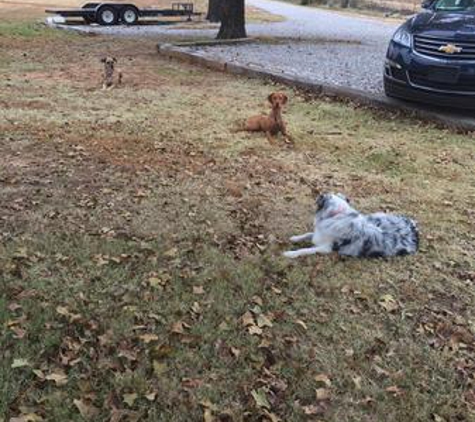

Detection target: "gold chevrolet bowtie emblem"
[438, 43, 462, 54]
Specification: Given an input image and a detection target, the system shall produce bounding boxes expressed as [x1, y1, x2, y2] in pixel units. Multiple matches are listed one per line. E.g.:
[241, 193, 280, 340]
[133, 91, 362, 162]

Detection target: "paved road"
[48, 0, 400, 92]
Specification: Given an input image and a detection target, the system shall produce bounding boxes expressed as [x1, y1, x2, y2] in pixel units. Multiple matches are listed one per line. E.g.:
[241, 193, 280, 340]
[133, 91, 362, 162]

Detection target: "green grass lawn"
[1, 22, 475, 422]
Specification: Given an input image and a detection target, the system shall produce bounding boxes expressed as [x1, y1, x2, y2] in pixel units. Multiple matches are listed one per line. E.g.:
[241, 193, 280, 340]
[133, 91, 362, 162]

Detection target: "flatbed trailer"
[45, 2, 199, 25]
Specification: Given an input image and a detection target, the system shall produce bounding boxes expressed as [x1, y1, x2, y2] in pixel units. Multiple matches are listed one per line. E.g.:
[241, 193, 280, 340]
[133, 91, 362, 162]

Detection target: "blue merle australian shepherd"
[283, 193, 419, 259]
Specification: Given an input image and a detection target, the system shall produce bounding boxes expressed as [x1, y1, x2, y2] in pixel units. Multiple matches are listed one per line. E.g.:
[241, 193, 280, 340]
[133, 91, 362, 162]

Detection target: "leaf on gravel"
[73, 399, 99, 420]
[45, 370, 68, 386]
[230, 347, 241, 358]
[138, 334, 158, 344]
[295, 320, 308, 330]
[314, 374, 331, 387]
[379, 294, 399, 312]
[251, 388, 271, 410]
[11, 358, 30, 368]
[257, 314, 273, 328]
[123, 393, 138, 407]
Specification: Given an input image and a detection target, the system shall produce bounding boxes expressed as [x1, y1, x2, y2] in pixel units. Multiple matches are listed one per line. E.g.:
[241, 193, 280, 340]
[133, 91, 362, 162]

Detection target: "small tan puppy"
[244, 92, 292, 145]
[101, 56, 122, 90]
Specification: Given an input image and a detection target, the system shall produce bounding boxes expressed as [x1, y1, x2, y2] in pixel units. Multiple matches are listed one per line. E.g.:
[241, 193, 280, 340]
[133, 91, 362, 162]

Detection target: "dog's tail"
[118, 71, 123, 85]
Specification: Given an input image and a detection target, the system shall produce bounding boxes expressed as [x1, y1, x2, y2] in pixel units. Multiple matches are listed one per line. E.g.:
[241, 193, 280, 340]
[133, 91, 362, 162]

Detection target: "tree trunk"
[217, 0, 247, 40]
[206, 0, 221, 22]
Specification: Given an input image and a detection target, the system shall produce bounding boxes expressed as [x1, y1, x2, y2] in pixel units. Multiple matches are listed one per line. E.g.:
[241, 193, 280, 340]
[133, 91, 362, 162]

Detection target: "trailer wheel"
[97, 5, 119, 25]
[121, 6, 139, 25]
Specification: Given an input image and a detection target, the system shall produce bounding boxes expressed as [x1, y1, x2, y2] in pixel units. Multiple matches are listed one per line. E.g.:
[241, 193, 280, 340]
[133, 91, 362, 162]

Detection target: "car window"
[434, 0, 475, 11]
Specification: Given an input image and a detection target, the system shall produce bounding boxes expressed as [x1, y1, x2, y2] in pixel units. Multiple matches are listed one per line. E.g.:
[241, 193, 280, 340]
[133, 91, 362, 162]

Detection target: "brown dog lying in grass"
[244, 92, 293, 145]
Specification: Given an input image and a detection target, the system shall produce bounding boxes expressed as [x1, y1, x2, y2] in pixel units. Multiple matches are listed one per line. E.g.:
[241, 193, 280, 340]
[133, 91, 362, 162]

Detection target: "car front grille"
[414, 34, 475, 60]
[409, 70, 475, 93]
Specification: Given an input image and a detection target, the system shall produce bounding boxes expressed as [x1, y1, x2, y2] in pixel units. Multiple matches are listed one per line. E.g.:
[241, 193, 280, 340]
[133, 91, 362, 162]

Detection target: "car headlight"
[392, 26, 412, 48]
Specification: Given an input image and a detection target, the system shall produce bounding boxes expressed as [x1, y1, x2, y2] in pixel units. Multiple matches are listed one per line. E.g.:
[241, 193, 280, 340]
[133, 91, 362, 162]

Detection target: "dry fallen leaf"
[248, 325, 263, 336]
[123, 393, 138, 408]
[45, 370, 68, 386]
[251, 388, 271, 410]
[315, 388, 331, 401]
[302, 404, 323, 415]
[10, 414, 44, 422]
[257, 314, 273, 328]
[73, 399, 99, 420]
[385, 385, 404, 396]
[352, 376, 362, 390]
[314, 374, 331, 387]
[11, 358, 30, 369]
[295, 320, 308, 330]
[163, 247, 178, 258]
[193, 285, 205, 295]
[138, 333, 158, 344]
[145, 392, 157, 401]
[191, 302, 202, 315]
[203, 408, 213, 422]
[230, 347, 241, 358]
[241, 311, 255, 327]
[171, 321, 188, 334]
[379, 294, 399, 312]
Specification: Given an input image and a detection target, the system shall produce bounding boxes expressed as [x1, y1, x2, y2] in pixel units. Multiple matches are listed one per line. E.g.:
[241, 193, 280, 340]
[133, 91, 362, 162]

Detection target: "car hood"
[410, 11, 475, 38]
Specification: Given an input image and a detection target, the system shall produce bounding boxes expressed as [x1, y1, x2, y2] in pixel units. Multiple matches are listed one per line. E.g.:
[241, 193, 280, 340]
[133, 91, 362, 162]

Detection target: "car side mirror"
[421, 0, 432, 8]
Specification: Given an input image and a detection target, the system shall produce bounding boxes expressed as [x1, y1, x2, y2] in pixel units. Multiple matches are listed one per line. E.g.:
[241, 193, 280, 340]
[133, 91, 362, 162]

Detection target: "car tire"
[97, 6, 119, 26]
[121, 6, 139, 25]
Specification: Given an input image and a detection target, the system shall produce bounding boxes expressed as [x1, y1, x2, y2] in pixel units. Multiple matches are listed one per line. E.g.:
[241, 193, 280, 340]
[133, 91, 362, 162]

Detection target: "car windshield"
[434, 0, 475, 11]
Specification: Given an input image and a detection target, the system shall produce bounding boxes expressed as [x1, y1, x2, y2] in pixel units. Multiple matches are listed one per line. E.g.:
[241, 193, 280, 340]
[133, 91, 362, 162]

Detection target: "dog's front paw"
[283, 250, 298, 259]
[289, 235, 302, 243]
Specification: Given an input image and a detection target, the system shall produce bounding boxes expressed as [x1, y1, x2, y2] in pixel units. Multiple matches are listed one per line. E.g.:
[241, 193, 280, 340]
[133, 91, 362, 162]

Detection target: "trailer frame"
[45, 2, 199, 25]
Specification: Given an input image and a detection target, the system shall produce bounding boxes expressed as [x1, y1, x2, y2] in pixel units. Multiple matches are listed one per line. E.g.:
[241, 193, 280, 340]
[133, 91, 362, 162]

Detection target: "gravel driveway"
[185, 0, 400, 93]
[47, 0, 400, 92]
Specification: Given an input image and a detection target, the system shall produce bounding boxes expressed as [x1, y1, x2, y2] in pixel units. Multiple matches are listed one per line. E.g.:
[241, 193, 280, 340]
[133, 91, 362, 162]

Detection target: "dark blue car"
[384, 0, 475, 109]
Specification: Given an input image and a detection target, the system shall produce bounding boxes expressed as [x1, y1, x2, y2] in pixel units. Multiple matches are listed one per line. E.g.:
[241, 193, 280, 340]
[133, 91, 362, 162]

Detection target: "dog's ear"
[112, 57, 117, 63]
[267, 93, 276, 104]
[281, 93, 288, 104]
[316, 194, 327, 211]
[100, 57, 107, 63]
